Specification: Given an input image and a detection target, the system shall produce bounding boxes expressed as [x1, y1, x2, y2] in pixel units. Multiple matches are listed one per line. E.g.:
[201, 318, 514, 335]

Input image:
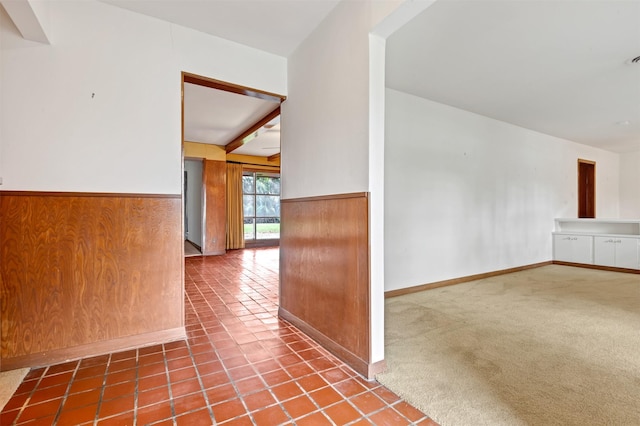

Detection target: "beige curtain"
[226, 163, 245, 250]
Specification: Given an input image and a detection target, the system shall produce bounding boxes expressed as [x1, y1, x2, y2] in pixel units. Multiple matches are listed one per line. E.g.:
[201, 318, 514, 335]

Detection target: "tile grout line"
[190, 279, 252, 423]
[184, 298, 218, 425]
[51, 361, 81, 425]
[132, 348, 140, 426]
[189, 267, 294, 426]
[92, 354, 113, 426]
[209, 298, 266, 425]
[10, 366, 49, 426]
[161, 344, 178, 426]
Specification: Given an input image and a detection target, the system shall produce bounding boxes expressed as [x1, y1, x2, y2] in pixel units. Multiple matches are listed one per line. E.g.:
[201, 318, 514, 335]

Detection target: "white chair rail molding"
[553, 218, 640, 270]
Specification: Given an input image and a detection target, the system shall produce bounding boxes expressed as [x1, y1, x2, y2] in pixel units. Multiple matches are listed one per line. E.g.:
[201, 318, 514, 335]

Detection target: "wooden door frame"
[577, 158, 596, 218]
[180, 72, 286, 257]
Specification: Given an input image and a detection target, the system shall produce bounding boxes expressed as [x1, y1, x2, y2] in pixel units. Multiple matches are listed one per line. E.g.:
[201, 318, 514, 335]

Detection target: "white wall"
[620, 151, 640, 218]
[0, 7, 4, 184]
[184, 159, 203, 247]
[282, 0, 409, 199]
[283, 0, 375, 199]
[385, 88, 620, 291]
[0, 0, 286, 194]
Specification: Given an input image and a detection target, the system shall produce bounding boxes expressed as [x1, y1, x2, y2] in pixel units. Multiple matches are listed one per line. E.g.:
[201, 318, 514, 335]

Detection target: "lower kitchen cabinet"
[594, 236, 639, 269]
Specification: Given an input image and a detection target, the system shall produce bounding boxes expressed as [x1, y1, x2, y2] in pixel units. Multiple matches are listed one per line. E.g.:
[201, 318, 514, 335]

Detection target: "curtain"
[226, 163, 245, 250]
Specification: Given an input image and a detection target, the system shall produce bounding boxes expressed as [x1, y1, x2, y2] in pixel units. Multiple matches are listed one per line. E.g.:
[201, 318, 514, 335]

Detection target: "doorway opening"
[180, 72, 286, 258]
[577, 159, 595, 218]
[184, 158, 204, 257]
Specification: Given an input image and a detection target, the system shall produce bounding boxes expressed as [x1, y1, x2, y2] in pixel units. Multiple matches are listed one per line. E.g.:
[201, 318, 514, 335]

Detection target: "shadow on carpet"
[377, 265, 640, 426]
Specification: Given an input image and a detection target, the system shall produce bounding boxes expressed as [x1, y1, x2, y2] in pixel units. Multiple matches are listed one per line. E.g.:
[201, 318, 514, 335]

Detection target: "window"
[243, 172, 280, 241]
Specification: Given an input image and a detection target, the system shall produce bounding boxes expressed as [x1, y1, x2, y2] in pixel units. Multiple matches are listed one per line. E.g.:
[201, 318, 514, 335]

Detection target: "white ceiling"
[387, 0, 640, 153]
[100, 0, 640, 155]
[100, 0, 340, 57]
[183, 83, 280, 156]
[231, 122, 281, 157]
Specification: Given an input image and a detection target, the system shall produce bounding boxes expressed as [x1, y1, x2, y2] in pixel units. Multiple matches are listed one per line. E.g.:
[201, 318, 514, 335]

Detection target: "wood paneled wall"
[202, 160, 226, 256]
[0, 192, 184, 370]
[279, 193, 371, 377]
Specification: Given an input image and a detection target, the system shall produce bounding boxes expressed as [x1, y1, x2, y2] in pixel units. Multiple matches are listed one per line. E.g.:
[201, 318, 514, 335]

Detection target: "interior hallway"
[185, 240, 201, 257]
[1, 248, 435, 425]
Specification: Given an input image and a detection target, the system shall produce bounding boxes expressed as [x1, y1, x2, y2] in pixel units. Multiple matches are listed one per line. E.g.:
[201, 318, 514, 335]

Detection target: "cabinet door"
[554, 234, 593, 264]
[594, 237, 616, 267]
[554, 235, 572, 262]
[615, 237, 639, 269]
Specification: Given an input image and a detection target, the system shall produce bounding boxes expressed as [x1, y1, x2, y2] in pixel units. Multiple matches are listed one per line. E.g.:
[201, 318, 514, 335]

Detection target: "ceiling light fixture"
[241, 116, 281, 145]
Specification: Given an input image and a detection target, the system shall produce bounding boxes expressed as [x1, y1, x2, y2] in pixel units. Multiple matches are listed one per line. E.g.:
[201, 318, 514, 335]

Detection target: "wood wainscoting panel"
[202, 160, 226, 256]
[0, 192, 184, 369]
[279, 192, 370, 376]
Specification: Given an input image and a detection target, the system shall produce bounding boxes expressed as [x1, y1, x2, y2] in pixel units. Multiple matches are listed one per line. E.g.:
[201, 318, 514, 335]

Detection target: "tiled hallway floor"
[1, 248, 437, 425]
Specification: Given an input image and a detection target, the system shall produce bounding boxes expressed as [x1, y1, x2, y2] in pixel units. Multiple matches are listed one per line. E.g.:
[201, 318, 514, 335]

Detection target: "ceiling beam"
[183, 73, 286, 103]
[267, 153, 280, 162]
[1, 0, 51, 44]
[225, 106, 281, 154]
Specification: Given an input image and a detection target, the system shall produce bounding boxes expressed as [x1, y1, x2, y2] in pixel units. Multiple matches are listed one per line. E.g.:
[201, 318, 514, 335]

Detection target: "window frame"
[243, 171, 280, 246]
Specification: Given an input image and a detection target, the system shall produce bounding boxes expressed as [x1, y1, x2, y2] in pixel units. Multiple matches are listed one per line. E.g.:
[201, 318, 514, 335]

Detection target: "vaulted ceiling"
[100, 0, 340, 57]
[106, 0, 640, 154]
[386, 0, 640, 153]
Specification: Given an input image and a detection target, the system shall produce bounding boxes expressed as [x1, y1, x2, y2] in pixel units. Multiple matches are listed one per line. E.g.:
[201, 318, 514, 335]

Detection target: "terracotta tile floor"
[1, 248, 438, 425]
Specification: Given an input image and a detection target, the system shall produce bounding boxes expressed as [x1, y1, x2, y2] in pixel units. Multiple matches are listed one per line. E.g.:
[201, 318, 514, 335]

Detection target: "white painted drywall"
[385, 88, 620, 292]
[26, 0, 51, 39]
[368, 33, 386, 367]
[620, 151, 640, 218]
[367, 0, 437, 366]
[0, 7, 4, 184]
[0, 0, 286, 194]
[184, 159, 203, 248]
[281, 0, 412, 198]
[0, 0, 51, 43]
[282, 0, 371, 199]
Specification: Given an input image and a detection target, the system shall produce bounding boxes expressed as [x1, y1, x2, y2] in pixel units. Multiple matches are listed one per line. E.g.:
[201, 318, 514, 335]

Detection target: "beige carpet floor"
[377, 265, 640, 426]
[0, 368, 29, 411]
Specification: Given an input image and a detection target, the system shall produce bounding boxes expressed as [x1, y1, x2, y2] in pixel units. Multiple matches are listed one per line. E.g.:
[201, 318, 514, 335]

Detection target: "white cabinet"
[594, 237, 639, 269]
[553, 219, 640, 270]
[553, 234, 593, 264]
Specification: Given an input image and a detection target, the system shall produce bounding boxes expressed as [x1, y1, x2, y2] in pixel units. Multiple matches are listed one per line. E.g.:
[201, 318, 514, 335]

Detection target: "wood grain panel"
[202, 160, 226, 256]
[1, 327, 185, 371]
[578, 159, 596, 218]
[0, 192, 184, 368]
[279, 193, 370, 376]
[183, 72, 286, 103]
